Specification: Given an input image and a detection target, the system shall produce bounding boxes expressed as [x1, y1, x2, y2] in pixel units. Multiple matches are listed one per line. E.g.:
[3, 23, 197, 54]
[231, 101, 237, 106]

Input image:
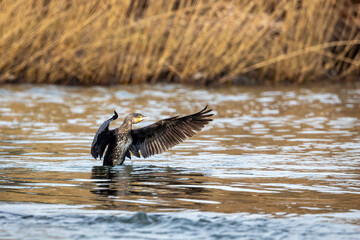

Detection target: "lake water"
[0, 84, 359, 239]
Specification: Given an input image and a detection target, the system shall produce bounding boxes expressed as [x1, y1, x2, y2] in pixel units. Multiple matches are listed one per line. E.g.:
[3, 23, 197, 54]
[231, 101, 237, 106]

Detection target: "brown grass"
[0, 0, 359, 85]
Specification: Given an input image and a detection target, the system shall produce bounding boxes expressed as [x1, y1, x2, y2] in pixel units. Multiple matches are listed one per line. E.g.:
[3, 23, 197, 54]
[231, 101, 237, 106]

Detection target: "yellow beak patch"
[137, 116, 150, 122]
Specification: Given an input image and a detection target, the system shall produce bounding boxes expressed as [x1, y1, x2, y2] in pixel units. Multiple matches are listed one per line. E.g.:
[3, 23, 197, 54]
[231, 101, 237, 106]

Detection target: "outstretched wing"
[129, 105, 213, 158]
[91, 111, 118, 159]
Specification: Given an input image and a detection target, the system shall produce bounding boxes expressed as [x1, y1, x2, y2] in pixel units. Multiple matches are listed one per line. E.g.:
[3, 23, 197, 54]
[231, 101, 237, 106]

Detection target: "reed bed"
[0, 0, 359, 85]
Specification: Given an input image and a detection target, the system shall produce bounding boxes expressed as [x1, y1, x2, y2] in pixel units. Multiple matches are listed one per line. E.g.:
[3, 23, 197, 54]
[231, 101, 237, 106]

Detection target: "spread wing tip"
[112, 111, 118, 120]
[199, 105, 213, 115]
[194, 105, 214, 120]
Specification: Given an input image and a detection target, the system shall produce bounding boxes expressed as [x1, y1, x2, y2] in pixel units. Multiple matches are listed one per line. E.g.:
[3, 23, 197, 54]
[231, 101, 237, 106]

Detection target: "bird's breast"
[114, 133, 132, 154]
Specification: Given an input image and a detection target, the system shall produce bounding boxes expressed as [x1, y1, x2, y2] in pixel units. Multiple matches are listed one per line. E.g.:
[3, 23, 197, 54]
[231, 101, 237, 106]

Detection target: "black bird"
[91, 106, 213, 166]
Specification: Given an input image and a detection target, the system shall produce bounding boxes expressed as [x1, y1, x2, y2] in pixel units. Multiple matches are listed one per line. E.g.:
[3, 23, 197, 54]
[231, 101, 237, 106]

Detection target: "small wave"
[0, 204, 360, 240]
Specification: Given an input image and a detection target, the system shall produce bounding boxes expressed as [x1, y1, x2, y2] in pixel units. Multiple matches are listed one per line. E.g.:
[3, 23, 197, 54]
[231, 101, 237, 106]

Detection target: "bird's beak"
[137, 116, 150, 122]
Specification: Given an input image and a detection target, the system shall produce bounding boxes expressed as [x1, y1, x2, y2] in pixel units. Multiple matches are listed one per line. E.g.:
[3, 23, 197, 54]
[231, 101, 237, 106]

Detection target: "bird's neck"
[120, 119, 132, 132]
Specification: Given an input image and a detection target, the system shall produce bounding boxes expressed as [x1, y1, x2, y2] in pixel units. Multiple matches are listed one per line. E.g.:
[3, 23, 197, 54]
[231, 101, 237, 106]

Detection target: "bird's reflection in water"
[90, 165, 208, 210]
[91, 165, 134, 197]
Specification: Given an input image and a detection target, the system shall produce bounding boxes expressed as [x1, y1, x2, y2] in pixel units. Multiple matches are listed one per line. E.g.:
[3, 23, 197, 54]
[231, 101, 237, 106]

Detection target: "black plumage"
[91, 106, 213, 166]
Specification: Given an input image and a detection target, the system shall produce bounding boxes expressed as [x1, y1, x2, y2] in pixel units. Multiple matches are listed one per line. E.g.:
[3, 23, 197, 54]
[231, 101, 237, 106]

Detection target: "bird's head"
[128, 113, 150, 124]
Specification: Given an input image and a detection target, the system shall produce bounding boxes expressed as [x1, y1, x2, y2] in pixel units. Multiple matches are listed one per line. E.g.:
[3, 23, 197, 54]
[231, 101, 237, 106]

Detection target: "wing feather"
[130, 144, 140, 158]
[90, 111, 118, 159]
[130, 105, 213, 158]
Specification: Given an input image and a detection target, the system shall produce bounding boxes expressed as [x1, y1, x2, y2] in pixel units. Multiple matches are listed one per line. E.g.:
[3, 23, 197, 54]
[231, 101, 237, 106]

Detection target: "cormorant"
[91, 106, 213, 166]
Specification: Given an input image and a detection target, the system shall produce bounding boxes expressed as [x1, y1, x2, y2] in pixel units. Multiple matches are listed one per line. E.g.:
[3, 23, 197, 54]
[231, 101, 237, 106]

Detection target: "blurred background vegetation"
[0, 0, 359, 85]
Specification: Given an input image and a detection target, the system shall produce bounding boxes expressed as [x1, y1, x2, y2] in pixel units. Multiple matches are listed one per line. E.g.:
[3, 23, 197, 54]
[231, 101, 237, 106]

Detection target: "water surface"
[0, 84, 359, 239]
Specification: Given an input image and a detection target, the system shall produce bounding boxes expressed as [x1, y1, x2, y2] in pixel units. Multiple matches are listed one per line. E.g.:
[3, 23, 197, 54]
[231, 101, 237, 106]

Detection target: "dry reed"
[0, 0, 359, 85]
